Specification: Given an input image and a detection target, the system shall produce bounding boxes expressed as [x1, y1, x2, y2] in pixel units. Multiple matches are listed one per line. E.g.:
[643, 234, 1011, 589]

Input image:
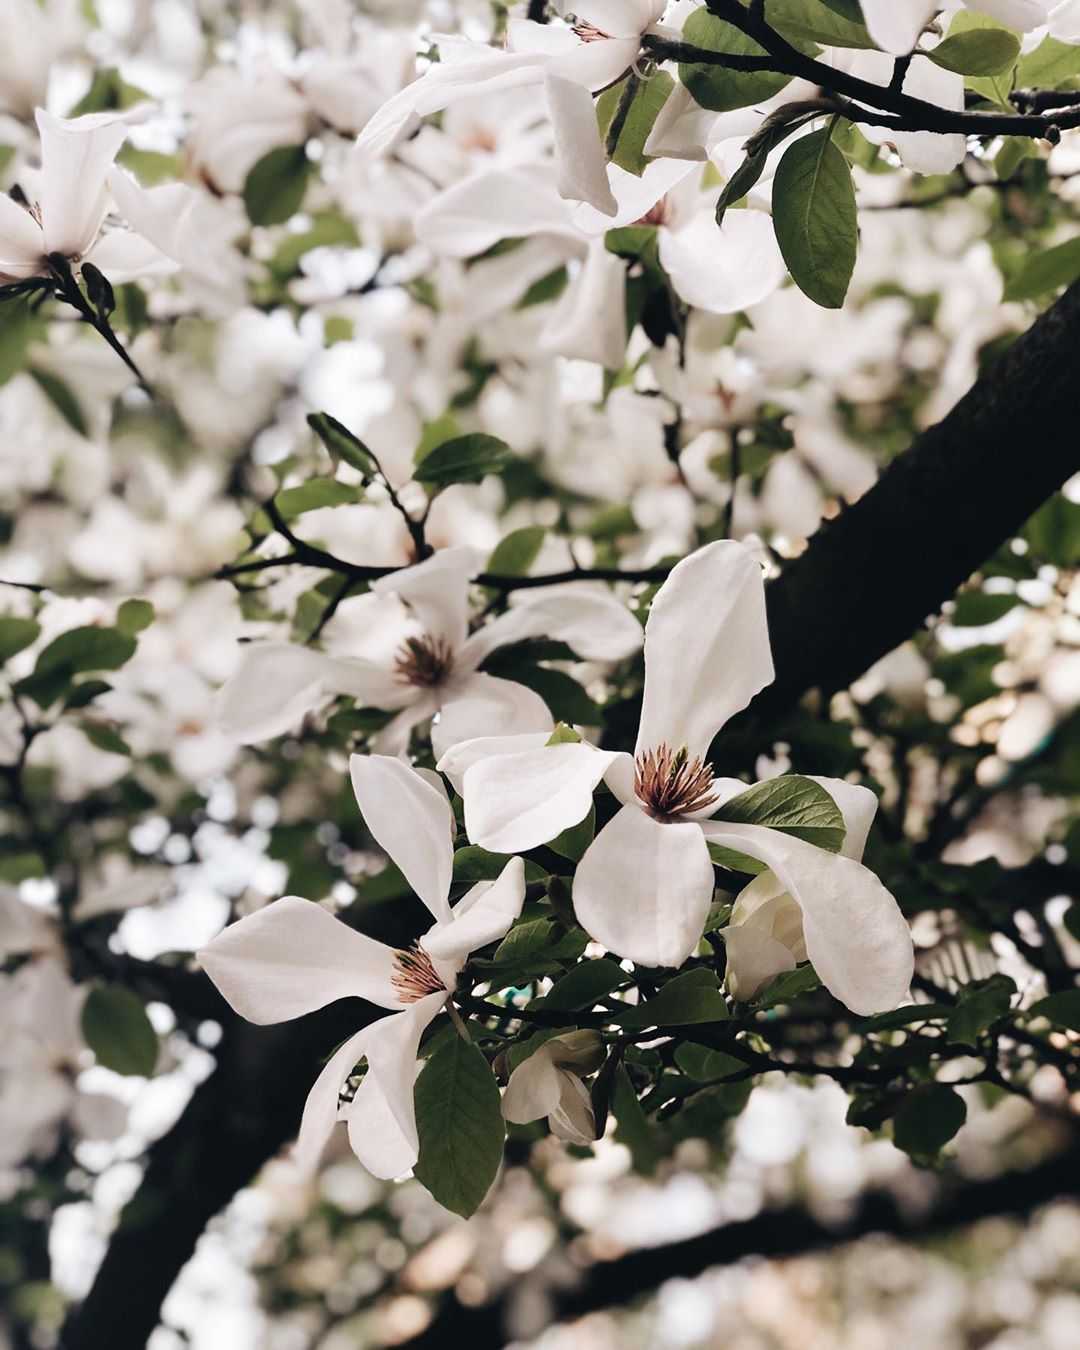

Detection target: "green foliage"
[413, 433, 513, 487]
[892, 1083, 967, 1157]
[16, 626, 137, 708]
[596, 72, 675, 176]
[771, 127, 858, 309]
[679, 4, 799, 111]
[929, 29, 1020, 77]
[307, 413, 380, 478]
[712, 775, 847, 850]
[243, 145, 313, 226]
[617, 969, 730, 1028]
[81, 986, 158, 1077]
[486, 526, 546, 577]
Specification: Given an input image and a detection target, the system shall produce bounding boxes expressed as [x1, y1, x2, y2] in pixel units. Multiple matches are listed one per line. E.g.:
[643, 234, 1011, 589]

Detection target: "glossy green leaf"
[772, 128, 858, 309]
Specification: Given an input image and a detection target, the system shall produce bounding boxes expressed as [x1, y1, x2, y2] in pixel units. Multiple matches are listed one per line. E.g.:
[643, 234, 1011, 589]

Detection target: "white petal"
[217, 643, 405, 744]
[371, 547, 475, 652]
[502, 1046, 562, 1123]
[344, 992, 446, 1179]
[431, 673, 553, 762]
[545, 72, 618, 215]
[423, 857, 526, 974]
[295, 1022, 378, 1173]
[970, 0, 1048, 31]
[573, 157, 697, 235]
[808, 776, 879, 860]
[636, 540, 773, 761]
[577, 0, 666, 37]
[573, 806, 715, 967]
[1049, 0, 1080, 41]
[660, 209, 786, 314]
[459, 588, 643, 668]
[437, 731, 554, 795]
[548, 1070, 598, 1144]
[722, 922, 797, 1002]
[415, 165, 578, 257]
[540, 239, 627, 368]
[197, 896, 401, 1025]
[0, 195, 46, 275]
[860, 0, 938, 53]
[463, 742, 620, 853]
[700, 823, 913, 1015]
[350, 754, 455, 922]
[84, 229, 174, 283]
[36, 109, 127, 259]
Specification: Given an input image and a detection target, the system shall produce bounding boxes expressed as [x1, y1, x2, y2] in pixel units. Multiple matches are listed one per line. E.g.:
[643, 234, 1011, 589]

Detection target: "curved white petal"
[431, 673, 553, 762]
[459, 588, 643, 669]
[636, 540, 773, 761]
[577, 0, 667, 38]
[971, 0, 1048, 31]
[344, 992, 446, 1179]
[860, 0, 937, 54]
[437, 730, 554, 795]
[502, 1046, 562, 1124]
[36, 109, 127, 258]
[546, 72, 618, 215]
[422, 856, 526, 977]
[371, 547, 475, 652]
[573, 806, 715, 968]
[574, 156, 697, 235]
[548, 1070, 597, 1144]
[0, 195, 46, 276]
[660, 209, 786, 314]
[722, 922, 797, 1001]
[700, 823, 913, 1015]
[463, 742, 619, 853]
[415, 165, 578, 257]
[540, 239, 627, 368]
[808, 776, 879, 861]
[218, 643, 406, 744]
[294, 1022, 377, 1174]
[197, 896, 401, 1025]
[350, 754, 455, 922]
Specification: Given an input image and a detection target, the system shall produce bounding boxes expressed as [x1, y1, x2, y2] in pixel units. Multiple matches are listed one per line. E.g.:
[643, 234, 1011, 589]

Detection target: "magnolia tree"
[2, 1, 1080, 1346]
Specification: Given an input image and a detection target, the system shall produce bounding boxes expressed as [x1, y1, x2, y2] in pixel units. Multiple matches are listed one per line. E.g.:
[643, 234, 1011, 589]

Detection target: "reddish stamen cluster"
[392, 943, 445, 1003]
[634, 744, 718, 820]
[573, 20, 611, 42]
[394, 633, 454, 688]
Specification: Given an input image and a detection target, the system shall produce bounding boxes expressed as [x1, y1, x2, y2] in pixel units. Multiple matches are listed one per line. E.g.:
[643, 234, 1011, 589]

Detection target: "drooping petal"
[217, 643, 407, 744]
[722, 922, 797, 1002]
[84, 229, 175, 283]
[573, 806, 716, 967]
[36, 109, 127, 258]
[0, 195, 46, 278]
[344, 991, 447, 1179]
[660, 209, 786, 314]
[636, 540, 773, 761]
[431, 673, 553, 762]
[415, 165, 579, 257]
[371, 546, 475, 652]
[970, 0, 1049, 31]
[808, 776, 879, 860]
[295, 1022, 379, 1173]
[545, 72, 618, 215]
[548, 1070, 598, 1144]
[463, 741, 620, 853]
[859, 0, 938, 54]
[422, 857, 526, 979]
[501, 1045, 563, 1123]
[437, 731, 554, 795]
[350, 754, 455, 922]
[458, 587, 643, 669]
[700, 822, 913, 1015]
[850, 50, 965, 175]
[573, 157, 697, 234]
[197, 896, 402, 1025]
[540, 239, 627, 368]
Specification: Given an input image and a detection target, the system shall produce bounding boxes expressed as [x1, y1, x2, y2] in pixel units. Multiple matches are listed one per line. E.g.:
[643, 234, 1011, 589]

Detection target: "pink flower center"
[573, 20, 611, 42]
[394, 634, 454, 688]
[634, 744, 719, 820]
[392, 943, 446, 1003]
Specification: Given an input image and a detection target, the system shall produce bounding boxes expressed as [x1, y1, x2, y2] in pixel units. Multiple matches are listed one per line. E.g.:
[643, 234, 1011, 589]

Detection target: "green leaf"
[772, 127, 858, 309]
[929, 29, 1020, 77]
[612, 1064, 660, 1173]
[1017, 35, 1080, 88]
[243, 145, 312, 227]
[16, 625, 136, 707]
[0, 852, 46, 883]
[413, 1034, 505, 1217]
[679, 4, 800, 112]
[858, 1003, 954, 1033]
[0, 298, 42, 387]
[755, 963, 821, 1007]
[116, 599, 154, 636]
[892, 1083, 967, 1157]
[492, 918, 556, 967]
[951, 591, 1020, 626]
[596, 71, 675, 176]
[1003, 236, 1080, 302]
[1024, 494, 1080, 567]
[617, 969, 730, 1029]
[674, 1043, 748, 1082]
[712, 774, 847, 851]
[80, 721, 132, 757]
[81, 986, 158, 1077]
[549, 805, 596, 863]
[29, 369, 88, 436]
[486, 526, 546, 577]
[413, 433, 512, 487]
[68, 66, 149, 116]
[273, 478, 359, 518]
[536, 959, 626, 1012]
[767, 0, 874, 49]
[0, 617, 40, 664]
[453, 846, 546, 886]
[1029, 989, 1080, 1032]
[946, 976, 1015, 1044]
[307, 412, 379, 478]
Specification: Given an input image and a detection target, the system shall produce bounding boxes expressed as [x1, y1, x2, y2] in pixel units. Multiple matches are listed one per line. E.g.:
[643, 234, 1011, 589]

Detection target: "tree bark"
[60, 279, 1080, 1348]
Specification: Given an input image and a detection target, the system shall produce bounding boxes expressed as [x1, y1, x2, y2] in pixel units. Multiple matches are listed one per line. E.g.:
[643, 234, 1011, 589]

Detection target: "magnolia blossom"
[502, 1030, 604, 1145]
[861, 1, 1050, 54]
[198, 755, 525, 1178]
[218, 547, 643, 757]
[442, 541, 914, 1015]
[0, 0, 85, 119]
[0, 110, 172, 286]
[355, 3, 671, 214]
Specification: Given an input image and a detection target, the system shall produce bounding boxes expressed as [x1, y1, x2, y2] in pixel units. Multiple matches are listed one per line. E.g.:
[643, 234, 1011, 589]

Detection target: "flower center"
[394, 634, 454, 688]
[572, 19, 611, 42]
[635, 196, 671, 228]
[392, 943, 446, 1003]
[634, 744, 719, 821]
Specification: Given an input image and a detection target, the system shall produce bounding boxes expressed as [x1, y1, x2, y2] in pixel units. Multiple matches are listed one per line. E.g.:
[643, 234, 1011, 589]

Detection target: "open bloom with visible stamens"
[217, 546, 643, 757]
[197, 755, 525, 1178]
[442, 541, 913, 1014]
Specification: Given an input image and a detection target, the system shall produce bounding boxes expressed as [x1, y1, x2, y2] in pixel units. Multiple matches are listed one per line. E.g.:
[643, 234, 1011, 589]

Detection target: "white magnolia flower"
[443, 540, 913, 1015]
[198, 755, 525, 1178]
[0, 0, 86, 119]
[355, 3, 671, 214]
[218, 546, 643, 757]
[861, 1, 1050, 54]
[502, 1030, 604, 1145]
[0, 110, 172, 287]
